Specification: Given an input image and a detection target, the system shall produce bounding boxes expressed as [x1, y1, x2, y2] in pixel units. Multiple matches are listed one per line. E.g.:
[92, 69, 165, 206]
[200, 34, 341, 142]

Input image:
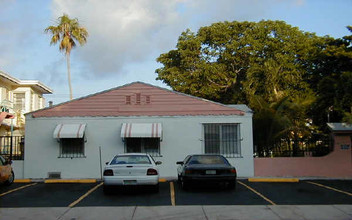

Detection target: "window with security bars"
[125, 138, 160, 156]
[203, 123, 241, 158]
[59, 138, 85, 158]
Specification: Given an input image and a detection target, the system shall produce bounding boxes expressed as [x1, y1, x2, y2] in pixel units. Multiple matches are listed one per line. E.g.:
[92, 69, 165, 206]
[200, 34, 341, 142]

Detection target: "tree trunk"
[66, 52, 73, 100]
[292, 132, 299, 156]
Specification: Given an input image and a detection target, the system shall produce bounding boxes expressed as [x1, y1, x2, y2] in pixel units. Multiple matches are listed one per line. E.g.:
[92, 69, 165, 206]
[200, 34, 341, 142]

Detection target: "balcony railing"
[0, 136, 24, 160]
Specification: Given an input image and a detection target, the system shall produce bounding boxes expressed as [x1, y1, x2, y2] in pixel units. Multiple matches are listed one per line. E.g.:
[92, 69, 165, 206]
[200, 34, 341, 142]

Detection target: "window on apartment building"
[59, 138, 85, 158]
[203, 123, 241, 158]
[31, 94, 35, 111]
[125, 138, 160, 156]
[13, 93, 25, 111]
[37, 96, 42, 109]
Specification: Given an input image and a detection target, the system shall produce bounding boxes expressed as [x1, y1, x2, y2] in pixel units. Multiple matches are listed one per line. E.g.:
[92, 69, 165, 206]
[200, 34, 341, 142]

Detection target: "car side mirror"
[155, 161, 162, 165]
[105, 162, 109, 165]
[176, 161, 183, 165]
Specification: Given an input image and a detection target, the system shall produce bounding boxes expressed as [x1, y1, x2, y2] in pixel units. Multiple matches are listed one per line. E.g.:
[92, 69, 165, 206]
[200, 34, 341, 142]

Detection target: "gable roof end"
[30, 81, 244, 117]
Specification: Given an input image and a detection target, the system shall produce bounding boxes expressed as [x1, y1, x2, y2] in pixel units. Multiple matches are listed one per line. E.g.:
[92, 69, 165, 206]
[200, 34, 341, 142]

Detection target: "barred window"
[59, 138, 85, 158]
[203, 123, 241, 158]
[125, 138, 160, 157]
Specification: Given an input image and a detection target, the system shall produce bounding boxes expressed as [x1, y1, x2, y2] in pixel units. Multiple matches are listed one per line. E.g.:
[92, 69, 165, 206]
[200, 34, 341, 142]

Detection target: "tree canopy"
[45, 14, 88, 100]
[156, 20, 352, 156]
[156, 20, 323, 106]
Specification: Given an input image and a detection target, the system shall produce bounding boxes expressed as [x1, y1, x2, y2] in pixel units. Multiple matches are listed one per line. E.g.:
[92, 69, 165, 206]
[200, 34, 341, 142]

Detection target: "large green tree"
[156, 20, 322, 107]
[156, 20, 328, 156]
[45, 14, 88, 100]
[308, 26, 352, 129]
[252, 92, 316, 156]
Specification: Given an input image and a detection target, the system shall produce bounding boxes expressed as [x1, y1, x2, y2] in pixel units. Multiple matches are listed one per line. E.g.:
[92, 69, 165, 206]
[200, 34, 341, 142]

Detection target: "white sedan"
[103, 153, 161, 193]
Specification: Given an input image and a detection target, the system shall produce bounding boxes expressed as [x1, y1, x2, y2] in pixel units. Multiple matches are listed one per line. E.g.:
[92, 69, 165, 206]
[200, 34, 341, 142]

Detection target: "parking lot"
[1, 179, 352, 207]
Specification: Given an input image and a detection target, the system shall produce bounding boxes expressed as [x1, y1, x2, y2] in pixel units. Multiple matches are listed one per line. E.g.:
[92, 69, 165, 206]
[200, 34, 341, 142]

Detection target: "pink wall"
[255, 135, 352, 178]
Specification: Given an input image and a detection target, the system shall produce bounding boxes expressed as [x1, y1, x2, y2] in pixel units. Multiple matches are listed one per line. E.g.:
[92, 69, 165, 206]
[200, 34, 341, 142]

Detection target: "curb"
[14, 178, 170, 183]
[248, 178, 299, 182]
[44, 179, 97, 184]
[14, 179, 32, 183]
[159, 178, 168, 183]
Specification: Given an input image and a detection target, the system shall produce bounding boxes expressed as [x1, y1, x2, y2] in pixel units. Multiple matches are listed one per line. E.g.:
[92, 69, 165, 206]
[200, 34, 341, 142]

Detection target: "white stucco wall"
[24, 114, 254, 179]
[12, 160, 24, 179]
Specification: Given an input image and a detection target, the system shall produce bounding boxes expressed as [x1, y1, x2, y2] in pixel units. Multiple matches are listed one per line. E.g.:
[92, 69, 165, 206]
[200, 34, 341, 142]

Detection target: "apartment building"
[0, 70, 52, 136]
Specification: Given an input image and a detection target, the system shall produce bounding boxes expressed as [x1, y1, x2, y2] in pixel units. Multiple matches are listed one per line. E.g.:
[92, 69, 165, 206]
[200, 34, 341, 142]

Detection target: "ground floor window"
[59, 138, 85, 158]
[125, 138, 160, 156]
[203, 123, 241, 158]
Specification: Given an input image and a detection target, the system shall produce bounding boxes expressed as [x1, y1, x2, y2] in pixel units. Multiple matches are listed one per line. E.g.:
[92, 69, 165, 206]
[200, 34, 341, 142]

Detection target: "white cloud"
[49, 0, 283, 78]
[50, 0, 185, 76]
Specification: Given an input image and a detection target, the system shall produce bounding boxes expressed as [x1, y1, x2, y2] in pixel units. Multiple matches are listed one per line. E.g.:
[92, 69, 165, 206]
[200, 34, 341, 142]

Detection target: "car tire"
[228, 181, 236, 190]
[4, 171, 14, 186]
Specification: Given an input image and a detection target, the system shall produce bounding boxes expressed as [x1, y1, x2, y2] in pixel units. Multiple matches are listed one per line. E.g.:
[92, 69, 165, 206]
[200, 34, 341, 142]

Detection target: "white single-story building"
[24, 82, 254, 179]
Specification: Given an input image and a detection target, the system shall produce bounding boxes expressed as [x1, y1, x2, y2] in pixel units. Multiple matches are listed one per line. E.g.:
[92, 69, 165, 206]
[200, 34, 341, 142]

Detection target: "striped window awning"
[53, 124, 86, 139]
[121, 123, 162, 139]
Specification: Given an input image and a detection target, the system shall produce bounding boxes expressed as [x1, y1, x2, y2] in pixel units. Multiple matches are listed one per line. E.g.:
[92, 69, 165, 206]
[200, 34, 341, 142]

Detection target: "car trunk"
[110, 164, 152, 176]
[186, 164, 232, 175]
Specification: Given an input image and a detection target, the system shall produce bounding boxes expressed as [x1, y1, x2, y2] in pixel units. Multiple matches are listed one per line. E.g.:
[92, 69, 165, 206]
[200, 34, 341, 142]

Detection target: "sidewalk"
[1, 205, 352, 220]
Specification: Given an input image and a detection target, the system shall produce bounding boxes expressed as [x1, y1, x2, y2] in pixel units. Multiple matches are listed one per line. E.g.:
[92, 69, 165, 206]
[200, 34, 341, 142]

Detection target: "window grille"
[203, 123, 241, 158]
[59, 138, 85, 158]
[125, 138, 160, 156]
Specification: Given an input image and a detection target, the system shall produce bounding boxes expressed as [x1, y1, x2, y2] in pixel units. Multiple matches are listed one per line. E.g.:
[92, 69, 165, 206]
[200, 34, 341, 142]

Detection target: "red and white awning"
[53, 124, 86, 138]
[121, 123, 162, 139]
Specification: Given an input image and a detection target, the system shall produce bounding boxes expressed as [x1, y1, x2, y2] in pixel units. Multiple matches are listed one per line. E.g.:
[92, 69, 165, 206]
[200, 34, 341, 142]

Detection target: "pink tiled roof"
[31, 82, 244, 117]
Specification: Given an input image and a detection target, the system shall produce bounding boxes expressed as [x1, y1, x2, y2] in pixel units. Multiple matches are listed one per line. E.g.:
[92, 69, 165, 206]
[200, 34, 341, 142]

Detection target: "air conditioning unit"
[47, 172, 61, 179]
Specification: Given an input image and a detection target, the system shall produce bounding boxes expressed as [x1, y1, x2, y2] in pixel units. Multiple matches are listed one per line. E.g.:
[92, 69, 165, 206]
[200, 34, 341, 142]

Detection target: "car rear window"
[110, 155, 151, 165]
[188, 155, 229, 165]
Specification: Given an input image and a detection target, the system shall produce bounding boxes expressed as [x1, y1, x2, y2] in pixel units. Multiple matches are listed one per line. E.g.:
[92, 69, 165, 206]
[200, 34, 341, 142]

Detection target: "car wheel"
[228, 181, 236, 190]
[5, 171, 14, 186]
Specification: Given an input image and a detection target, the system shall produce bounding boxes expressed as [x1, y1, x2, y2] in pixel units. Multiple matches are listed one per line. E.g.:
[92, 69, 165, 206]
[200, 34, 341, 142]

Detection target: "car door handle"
[126, 166, 133, 168]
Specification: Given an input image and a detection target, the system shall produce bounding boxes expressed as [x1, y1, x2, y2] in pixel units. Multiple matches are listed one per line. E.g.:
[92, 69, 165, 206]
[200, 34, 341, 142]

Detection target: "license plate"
[205, 170, 216, 175]
[123, 180, 137, 185]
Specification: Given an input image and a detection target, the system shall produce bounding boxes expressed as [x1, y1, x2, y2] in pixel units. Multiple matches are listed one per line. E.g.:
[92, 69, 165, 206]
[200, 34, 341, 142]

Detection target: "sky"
[0, 0, 351, 105]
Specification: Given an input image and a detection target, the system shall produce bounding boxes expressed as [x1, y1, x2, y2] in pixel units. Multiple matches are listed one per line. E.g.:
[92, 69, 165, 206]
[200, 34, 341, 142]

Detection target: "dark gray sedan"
[176, 154, 237, 190]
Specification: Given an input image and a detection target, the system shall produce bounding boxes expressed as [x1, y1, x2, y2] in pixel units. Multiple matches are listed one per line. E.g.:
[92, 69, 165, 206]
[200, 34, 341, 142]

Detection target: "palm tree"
[45, 14, 88, 100]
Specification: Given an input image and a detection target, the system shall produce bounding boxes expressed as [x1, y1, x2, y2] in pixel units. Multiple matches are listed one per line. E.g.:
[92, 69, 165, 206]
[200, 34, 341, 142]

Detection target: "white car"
[103, 153, 161, 193]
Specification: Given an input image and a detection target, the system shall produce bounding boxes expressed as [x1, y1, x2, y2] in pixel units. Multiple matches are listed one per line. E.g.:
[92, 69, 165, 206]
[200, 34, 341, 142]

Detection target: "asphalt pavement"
[0, 179, 352, 219]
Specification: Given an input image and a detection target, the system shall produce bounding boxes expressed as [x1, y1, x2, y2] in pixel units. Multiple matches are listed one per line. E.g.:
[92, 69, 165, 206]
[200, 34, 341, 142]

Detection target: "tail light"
[147, 168, 158, 175]
[230, 168, 237, 174]
[103, 169, 114, 176]
[185, 169, 193, 175]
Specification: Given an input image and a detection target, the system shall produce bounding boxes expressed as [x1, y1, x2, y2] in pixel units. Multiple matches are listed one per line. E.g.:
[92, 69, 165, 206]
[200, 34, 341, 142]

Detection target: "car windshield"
[110, 155, 151, 165]
[188, 155, 228, 165]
